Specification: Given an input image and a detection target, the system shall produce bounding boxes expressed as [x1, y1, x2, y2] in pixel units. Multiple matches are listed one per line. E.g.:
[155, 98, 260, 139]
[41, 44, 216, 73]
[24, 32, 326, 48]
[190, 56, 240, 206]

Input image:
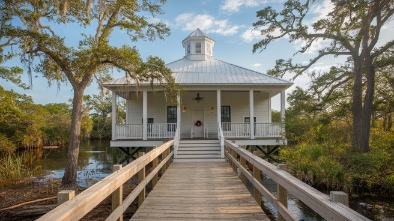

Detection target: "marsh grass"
[0, 154, 40, 187]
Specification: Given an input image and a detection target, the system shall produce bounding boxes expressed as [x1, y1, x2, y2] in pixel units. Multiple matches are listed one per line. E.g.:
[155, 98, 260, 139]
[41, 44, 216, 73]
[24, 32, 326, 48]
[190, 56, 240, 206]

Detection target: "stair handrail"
[174, 125, 180, 158]
[218, 122, 224, 158]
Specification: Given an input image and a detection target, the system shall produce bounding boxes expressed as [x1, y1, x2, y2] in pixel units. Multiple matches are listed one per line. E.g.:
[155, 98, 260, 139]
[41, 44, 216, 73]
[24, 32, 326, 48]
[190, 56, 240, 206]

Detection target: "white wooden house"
[104, 29, 292, 162]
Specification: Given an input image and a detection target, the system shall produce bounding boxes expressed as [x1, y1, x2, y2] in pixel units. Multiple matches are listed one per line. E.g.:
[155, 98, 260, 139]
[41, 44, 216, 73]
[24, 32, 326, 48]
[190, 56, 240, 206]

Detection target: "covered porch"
[110, 88, 287, 143]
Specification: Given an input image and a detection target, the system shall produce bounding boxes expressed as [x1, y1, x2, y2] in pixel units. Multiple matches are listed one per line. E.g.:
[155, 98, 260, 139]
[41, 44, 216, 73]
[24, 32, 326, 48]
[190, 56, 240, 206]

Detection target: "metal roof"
[104, 56, 292, 87]
[182, 28, 214, 42]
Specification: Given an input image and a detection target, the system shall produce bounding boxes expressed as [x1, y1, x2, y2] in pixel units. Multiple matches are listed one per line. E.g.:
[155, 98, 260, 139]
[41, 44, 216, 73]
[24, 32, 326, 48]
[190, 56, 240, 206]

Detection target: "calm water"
[20, 141, 393, 220]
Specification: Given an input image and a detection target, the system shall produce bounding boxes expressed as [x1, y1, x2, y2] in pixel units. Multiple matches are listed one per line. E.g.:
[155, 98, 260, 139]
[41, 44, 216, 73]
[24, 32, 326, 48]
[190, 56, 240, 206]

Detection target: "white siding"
[126, 90, 270, 138]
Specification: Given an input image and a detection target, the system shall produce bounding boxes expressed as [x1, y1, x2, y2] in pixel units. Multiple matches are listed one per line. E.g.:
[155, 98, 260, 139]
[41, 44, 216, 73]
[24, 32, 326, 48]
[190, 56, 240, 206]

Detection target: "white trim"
[112, 91, 117, 140]
[249, 89, 255, 139]
[143, 90, 147, 140]
[281, 90, 285, 121]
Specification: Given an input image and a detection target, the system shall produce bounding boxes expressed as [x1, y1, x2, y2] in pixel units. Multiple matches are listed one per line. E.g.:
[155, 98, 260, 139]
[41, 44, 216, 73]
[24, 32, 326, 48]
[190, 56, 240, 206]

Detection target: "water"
[19, 142, 394, 220]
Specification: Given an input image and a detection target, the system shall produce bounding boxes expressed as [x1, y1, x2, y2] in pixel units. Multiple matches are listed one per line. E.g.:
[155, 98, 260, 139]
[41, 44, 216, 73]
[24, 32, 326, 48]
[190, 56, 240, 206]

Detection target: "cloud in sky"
[253, 63, 262, 67]
[175, 13, 241, 36]
[220, 0, 283, 13]
[240, 27, 262, 42]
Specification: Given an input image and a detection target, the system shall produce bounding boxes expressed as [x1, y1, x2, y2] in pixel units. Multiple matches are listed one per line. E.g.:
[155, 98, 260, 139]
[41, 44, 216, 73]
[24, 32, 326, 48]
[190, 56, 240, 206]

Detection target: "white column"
[177, 95, 181, 130]
[217, 90, 221, 129]
[143, 90, 147, 140]
[111, 91, 117, 140]
[249, 89, 255, 139]
[281, 90, 285, 122]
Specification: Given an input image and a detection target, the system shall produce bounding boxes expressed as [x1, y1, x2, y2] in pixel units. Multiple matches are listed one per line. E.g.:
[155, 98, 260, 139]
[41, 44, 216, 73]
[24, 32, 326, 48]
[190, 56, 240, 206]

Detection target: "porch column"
[280, 90, 285, 122]
[217, 90, 221, 130]
[249, 89, 255, 139]
[112, 91, 117, 140]
[143, 90, 147, 140]
[177, 94, 181, 130]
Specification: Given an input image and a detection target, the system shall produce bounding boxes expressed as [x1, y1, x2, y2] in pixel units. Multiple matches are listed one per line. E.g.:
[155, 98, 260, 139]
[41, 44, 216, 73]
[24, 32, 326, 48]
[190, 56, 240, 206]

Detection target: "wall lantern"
[192, 92, 204, 102]
[210, 107, 214, 113]
[183, 106, 187, 113]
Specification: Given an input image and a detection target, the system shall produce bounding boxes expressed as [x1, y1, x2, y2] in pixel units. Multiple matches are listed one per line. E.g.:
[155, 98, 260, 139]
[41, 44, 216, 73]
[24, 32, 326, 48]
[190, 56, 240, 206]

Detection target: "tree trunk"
[361, 59, 375, 152]
[61, 87, 85, 189]
[352, 59, 363, 150]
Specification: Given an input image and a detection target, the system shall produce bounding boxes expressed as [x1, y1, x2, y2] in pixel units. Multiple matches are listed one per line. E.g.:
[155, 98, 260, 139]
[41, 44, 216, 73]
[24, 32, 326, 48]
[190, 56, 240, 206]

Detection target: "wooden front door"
[193, 109, 204, 138]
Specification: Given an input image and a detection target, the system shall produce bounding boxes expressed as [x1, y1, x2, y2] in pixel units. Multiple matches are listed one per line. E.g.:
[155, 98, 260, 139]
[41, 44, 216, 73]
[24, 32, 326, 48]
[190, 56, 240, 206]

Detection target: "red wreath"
[195, 120, 202, 127]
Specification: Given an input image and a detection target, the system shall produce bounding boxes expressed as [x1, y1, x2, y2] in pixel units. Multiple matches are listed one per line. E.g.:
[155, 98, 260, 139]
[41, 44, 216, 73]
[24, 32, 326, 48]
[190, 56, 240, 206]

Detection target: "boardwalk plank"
[130, 162, 269, 221]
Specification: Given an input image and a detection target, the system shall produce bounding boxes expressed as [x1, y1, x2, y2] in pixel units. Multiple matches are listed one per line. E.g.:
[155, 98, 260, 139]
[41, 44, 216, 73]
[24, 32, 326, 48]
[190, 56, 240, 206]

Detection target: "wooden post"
[112, 164, 123, 221]
[240, 147, 247, 185]
[138, 152, 146, 207]
[166, 147, 171, 168]
[253, 151, 262, 207]
[57, 190, 75, 206]
[330, 191, 349, 206]
[152, 147, 159, 188]
[277, 164, 288, 221]
[161, 148, 167, 174]
[231, 148, 237, 173]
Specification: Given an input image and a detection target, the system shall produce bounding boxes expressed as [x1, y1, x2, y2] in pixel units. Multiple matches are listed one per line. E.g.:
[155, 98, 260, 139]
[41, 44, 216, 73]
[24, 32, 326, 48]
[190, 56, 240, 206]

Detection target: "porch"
[114, 122, 285, 140]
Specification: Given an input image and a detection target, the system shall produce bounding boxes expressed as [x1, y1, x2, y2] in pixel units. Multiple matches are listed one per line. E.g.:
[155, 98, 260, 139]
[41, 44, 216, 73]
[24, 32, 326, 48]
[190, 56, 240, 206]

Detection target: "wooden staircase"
[174, 139, 224, 162]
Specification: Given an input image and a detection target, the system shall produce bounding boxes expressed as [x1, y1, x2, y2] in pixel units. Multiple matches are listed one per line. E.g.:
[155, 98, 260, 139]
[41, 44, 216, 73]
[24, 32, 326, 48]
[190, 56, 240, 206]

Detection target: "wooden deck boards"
[130, 162, 269, 221]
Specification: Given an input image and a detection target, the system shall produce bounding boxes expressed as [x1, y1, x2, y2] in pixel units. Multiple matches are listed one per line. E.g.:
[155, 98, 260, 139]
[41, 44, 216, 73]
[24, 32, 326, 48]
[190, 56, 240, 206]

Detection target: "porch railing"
[115, 123, 177, 139]
[222, 122, 284, 138]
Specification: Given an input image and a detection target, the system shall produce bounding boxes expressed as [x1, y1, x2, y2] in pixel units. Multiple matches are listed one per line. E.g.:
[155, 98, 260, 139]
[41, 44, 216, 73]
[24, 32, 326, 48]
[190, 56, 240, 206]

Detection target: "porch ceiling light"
[192, 92, 204, 102]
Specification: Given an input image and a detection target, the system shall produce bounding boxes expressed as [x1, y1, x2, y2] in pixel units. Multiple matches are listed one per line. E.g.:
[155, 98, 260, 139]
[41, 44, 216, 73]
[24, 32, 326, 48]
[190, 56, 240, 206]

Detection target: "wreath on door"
[195, 120, 202, 127]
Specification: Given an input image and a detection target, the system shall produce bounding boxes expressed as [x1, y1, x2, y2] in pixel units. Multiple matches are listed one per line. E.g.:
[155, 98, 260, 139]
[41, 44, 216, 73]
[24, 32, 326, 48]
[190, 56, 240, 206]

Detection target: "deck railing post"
[112, 164, 123, 221]
[330, 191, 349, 206]
[166, 147, 171, 168]
[252, 151, 262, 207]
[152, 147, 159, 188]
[240, 146, 247, 185]
[277, 164, 288, 221]
[57, 190, 75, 206]
[161, 148, 167, 174]
[138, 152, 146, 208]
[231, 148, 237, 173]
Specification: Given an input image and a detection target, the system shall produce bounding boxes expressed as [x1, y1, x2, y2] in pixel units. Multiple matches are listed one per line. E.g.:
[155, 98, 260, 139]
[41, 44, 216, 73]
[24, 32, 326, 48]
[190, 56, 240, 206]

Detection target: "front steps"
[174, 139, 225, 162]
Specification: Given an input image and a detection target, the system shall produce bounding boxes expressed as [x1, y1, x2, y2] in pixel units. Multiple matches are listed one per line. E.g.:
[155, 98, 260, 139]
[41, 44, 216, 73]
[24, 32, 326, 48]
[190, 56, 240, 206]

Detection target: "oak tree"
[252, 0, 394, 152]
[0, 0, 178, 188]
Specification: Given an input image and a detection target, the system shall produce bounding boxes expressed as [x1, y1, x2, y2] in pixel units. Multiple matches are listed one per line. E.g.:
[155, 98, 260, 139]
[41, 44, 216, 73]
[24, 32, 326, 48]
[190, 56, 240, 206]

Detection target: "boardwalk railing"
[224, 140, 371, 221]
[116, 123, 177, 139]
[38, 140, 174, 221]
[222, 122, 284, 138]
[218, 123, 224, 158]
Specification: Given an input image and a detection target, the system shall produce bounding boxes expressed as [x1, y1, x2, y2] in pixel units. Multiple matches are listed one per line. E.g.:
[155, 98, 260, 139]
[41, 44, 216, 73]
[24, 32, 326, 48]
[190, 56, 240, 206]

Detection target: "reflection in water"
[19, 141, 140, 187]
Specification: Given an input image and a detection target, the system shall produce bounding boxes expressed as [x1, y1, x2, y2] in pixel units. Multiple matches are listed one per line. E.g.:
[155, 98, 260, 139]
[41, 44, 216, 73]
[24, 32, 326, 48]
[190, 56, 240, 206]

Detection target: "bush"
[0, 154, 36, 187]
[0, 134, 16, 155]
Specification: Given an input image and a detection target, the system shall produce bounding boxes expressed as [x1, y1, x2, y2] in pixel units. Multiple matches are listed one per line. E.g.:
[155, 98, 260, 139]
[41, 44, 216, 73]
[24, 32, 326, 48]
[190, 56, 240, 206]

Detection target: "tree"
[1, 0, 179, 188]
[252, 0, 394, 152]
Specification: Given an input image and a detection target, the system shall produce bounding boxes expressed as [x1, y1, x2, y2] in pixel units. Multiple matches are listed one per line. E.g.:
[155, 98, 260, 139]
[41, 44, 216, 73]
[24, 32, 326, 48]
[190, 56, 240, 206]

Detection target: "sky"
[1, 0, 393, 110]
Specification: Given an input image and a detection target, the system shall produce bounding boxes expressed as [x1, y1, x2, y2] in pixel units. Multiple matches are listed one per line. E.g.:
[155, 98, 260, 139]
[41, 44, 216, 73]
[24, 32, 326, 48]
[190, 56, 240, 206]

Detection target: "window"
[221, 106, 231, 131]
[196, 42, 201, 53]
[142, 118, 154, 133]
[167, 106, 177, 131]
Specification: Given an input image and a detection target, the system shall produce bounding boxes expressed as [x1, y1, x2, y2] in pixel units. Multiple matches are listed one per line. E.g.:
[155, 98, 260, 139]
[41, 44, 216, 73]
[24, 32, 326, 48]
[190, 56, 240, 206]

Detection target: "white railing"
[218, 123, 224, 158]
[255, 123, 284, 138]
[147, 123, 177, 139]
[116, 124, 143, 139]
[174, 126, 180, 158]
[115, 123, 177, 139]
[221, 122, 284, 138]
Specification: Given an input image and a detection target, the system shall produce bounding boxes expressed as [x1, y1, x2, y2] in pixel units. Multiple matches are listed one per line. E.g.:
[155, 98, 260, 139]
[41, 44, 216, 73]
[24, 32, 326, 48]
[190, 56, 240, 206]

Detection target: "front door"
[193, 109, 204, 138]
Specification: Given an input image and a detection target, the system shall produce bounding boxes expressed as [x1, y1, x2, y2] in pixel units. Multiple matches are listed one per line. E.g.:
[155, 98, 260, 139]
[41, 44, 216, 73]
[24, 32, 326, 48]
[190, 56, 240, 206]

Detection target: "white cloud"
[220, 0, 283, 13]
[241, 27, 262, 42]
[293, 38, 331, 55]
[310, 0, 335, 22]
[253, 63, 262, 67]
[175, 13, 241, 36]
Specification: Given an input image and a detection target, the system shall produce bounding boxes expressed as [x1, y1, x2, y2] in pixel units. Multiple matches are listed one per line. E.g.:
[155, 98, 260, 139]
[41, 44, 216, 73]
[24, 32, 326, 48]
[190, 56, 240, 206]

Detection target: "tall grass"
[0, 154, 38, 187]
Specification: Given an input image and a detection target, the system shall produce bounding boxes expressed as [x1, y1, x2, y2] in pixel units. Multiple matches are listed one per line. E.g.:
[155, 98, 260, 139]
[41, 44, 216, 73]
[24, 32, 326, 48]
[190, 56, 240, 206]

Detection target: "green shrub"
[0, 134, 16, 155]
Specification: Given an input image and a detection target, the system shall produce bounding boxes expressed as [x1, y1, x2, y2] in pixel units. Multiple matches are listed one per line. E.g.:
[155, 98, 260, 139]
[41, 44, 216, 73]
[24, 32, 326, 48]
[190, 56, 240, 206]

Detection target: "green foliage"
[271, 110, 281, 122]
[0, 154, 35, 187]
[0, 134, 16, 155]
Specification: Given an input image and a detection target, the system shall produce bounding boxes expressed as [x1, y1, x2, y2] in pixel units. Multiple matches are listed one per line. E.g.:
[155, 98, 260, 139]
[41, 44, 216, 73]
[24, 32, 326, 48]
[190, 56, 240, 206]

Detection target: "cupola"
[182, 28, 215, 61]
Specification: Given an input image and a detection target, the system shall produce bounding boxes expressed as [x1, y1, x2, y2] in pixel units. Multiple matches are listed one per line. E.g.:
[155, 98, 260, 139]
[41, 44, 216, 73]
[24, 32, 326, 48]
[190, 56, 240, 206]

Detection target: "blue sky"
[2, 0, 393, 110]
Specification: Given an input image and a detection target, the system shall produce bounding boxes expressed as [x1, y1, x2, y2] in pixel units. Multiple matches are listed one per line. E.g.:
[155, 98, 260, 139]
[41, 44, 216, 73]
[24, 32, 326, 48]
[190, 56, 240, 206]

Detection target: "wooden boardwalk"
[131, 162, 270, 220]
